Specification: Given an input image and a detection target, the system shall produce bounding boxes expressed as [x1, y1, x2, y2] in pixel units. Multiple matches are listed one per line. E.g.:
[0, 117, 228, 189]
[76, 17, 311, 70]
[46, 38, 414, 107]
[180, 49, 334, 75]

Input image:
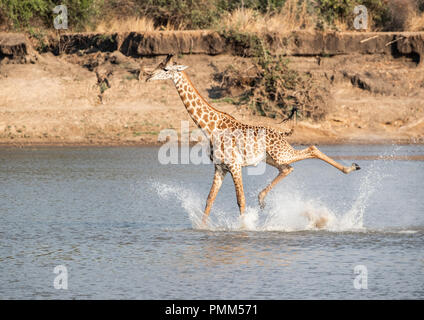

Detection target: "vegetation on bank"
[1, 0, 424, 33]
[1, 0, 423, 121]
[215, 31, 329, 121]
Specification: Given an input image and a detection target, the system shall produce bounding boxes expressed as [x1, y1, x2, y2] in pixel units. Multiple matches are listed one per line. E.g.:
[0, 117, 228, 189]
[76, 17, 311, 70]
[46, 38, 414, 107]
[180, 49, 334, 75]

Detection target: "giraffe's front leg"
[203, 165, 227, 225]
[230, 165, 245, 216]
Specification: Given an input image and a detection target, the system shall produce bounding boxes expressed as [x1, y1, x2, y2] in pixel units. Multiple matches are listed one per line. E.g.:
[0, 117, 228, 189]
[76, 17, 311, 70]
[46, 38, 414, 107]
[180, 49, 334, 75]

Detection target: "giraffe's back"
[213, 116, 295, 167]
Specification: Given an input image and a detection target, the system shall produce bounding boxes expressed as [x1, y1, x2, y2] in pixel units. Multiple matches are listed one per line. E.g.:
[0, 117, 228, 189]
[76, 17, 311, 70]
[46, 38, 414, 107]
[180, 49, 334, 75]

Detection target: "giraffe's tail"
[278, 106, 297, 136]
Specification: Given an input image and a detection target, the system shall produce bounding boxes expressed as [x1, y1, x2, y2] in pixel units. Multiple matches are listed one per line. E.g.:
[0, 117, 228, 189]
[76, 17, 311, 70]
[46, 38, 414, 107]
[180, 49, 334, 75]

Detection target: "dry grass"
[273, 0, 314, 32]
[92, 16, 156, 32]
[90, 16, 169, 33]
[333, 18, 349, 31]
[406, 11, 424, 31]
[86, 0, 423, 33]
[219, 0, 315, 34]
[219, 8, 260, 33]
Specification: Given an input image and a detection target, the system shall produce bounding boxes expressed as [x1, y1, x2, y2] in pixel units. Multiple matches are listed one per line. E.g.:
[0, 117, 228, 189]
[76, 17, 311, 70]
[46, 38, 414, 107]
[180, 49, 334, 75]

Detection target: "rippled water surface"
[0, 145, 423, 299]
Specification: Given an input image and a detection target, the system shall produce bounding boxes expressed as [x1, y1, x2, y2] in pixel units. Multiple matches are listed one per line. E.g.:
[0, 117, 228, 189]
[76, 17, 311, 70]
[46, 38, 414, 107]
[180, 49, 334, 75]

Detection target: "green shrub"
[216, 0, 286, 13]
[317, 0, 354, 24]
[136, 0, 221, 29]
[44, 0, 102, 31]
[0, 0, 420, 32]
[0, 0, 50, 29]
[216, 33, 328, 121]
[218, 29, 264, 57]
[0, 0, 101, 31]
[316, 0, 392, 30]
[361, 0, 391, 30]
[247, 52, 328, 120]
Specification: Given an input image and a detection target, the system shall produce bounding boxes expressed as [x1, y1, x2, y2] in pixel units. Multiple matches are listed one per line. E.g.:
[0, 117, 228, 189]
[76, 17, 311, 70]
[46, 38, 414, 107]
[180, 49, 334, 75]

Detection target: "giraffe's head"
[146, 54, 188, 82]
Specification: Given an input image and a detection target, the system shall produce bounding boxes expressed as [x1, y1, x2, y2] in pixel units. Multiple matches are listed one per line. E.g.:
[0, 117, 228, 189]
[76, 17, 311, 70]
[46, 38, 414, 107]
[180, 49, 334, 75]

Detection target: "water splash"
[155, 183, 359, 232]
[154, 146, 399, 232]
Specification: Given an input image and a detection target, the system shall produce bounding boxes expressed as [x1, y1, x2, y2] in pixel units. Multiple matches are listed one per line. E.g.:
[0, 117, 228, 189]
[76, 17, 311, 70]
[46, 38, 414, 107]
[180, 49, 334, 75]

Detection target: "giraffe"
[146, 54, 360, 225]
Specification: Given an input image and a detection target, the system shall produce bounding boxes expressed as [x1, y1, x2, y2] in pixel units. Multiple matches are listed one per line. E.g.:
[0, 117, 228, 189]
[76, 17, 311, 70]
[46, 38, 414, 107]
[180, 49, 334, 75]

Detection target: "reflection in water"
[178, 233, 298, 268]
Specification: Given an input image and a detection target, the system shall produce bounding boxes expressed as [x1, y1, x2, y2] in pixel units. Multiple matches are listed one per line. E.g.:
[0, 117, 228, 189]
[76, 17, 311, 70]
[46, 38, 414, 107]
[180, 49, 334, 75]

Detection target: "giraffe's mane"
[180, 70, 292, 136]
[181, 71, 237, 121]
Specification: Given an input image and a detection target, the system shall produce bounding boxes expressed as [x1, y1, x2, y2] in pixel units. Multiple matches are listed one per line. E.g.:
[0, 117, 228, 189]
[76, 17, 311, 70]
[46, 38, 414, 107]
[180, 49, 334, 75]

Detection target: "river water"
[0, 145, 423, 299]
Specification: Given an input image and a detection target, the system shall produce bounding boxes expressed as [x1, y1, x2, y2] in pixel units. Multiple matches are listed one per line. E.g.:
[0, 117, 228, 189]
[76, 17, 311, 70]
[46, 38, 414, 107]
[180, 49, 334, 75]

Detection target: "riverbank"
[1, 31, 423, 147]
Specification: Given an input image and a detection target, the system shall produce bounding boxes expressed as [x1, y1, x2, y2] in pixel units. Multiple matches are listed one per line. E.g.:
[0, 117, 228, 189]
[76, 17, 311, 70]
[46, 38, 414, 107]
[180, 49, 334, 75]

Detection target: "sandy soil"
[0, 47, 423, 147]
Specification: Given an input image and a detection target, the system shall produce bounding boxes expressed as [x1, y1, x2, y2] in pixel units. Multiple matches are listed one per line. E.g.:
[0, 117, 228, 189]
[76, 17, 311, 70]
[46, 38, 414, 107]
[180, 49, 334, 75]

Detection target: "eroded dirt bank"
[0, 31, 423, 147]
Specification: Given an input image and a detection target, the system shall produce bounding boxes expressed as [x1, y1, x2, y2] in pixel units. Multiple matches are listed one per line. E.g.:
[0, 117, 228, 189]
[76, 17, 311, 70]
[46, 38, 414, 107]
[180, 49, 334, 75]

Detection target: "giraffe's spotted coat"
[149, 65, 359, 222]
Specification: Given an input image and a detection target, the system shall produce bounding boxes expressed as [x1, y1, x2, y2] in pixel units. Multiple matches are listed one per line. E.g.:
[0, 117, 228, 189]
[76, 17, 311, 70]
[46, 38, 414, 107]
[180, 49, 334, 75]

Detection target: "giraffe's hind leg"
[258, 156, 293, 209]
[293, 146, 360, 174]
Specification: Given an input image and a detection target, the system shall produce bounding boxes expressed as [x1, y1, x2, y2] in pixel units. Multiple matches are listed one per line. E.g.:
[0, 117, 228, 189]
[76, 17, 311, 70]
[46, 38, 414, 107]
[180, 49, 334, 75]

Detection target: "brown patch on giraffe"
[187, 106, 194, 114]
[220, 139, 225, 153]
[187, 93, 193, 100]
[203, 114, 209, 122]
[208, 122, 215, 131]
[196, 108, 202, 117]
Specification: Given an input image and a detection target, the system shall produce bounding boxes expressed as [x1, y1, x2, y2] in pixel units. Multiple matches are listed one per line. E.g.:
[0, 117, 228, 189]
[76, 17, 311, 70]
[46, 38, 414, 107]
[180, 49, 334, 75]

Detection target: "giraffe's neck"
[172, 71, 222, 138]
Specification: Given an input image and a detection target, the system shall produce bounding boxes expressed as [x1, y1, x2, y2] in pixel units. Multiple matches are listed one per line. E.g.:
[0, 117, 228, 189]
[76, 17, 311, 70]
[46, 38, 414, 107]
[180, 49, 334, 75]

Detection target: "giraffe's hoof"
[258, 192, 267, 209]
[200, 220, 208, 229]
[353, 163, 361, 171]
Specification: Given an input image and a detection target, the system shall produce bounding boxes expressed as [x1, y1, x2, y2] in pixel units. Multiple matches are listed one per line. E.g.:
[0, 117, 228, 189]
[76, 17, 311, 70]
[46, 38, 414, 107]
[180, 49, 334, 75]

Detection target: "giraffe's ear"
[165, 65, 189, 72]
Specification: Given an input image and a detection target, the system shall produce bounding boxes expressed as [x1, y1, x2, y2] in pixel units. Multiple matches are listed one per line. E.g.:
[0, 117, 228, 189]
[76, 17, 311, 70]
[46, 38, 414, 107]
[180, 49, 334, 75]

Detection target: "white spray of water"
[155, 181, 360, 232]
[154, 147, 397, 232]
